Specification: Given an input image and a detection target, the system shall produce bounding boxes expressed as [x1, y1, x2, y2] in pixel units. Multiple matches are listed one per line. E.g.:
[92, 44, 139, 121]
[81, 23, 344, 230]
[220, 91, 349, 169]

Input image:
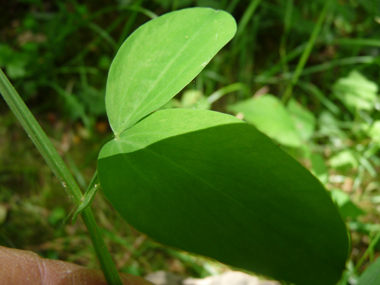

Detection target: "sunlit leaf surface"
[228, 95, 302, 147]
[106, 8, 236, 136]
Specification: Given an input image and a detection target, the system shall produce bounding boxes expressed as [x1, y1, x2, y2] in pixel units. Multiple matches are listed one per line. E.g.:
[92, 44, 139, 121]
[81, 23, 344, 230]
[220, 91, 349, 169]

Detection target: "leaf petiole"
[0, 68, 122, 285]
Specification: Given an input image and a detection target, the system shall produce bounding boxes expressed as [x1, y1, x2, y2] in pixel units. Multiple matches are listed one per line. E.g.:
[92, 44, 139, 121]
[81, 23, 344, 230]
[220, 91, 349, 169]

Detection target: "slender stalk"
[0, 70, 82, 204]
[254, 56, 376, 84]
[334, 38, 380, 47]
[233, 0, 262, 43]
[296, 81, 340, 115]
[207, 83, 248, 104]
[281, 0, 331, 105]
[82, 207, 122, 284]
[279, 0, 293, 74]
[0, 68, 122, 285]
[354, 230, 380, 273]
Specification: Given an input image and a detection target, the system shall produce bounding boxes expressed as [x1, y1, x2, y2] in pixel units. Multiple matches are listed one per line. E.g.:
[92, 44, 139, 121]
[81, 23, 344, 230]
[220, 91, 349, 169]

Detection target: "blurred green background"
[1, 0, 380, 283]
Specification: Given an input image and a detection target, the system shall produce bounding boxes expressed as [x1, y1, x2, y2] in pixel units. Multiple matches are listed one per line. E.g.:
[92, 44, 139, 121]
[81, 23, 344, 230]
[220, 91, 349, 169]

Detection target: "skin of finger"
[0, 245, 153, 285]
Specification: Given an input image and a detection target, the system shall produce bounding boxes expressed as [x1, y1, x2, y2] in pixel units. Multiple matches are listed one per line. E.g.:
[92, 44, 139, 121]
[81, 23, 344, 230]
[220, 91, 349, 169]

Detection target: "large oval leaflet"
[98, 7, 349, 285]
[98, 110, 349, 285]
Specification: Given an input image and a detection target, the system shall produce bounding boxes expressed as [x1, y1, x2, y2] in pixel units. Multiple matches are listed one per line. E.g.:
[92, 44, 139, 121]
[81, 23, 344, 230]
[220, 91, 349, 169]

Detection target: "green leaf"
[357, 257, 380, 285]
[333, 70, 378, 113]
[48, 207, 66, 226]
[310, 153, 329, 185]
[98, 109, 349, 285]
[287, 99, 316, 141]
[72, 171, 100, 224]
[181, 90, 210, 110]
[368, 121, 380, 144]
[330, 189, 365, 219]
[106, 8, 236, 136]
[228, 95, 302, 147]
[329, 149, 359, 171]
[318, 111, 348, 141]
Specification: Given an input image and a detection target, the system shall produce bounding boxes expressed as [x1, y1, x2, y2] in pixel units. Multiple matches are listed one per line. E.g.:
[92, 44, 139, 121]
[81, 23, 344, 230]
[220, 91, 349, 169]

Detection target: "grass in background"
[1, 0, 380, 283]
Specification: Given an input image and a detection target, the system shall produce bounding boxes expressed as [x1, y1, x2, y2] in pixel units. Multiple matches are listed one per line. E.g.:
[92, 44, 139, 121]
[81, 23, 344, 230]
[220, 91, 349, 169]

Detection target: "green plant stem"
[0, 68, 122, 285]
[82, 207, 122, 284]
[234, 0, 261, 43]
[279, 0, 293, 74]
[207, 83, 248, 104]
[281, 0, 331, 105]
[0, 70, 82, 204]
[354, 230, 380, 273]
[254, 56, 377, 84]
[334, 38, 380, 47]
[296, 81, 340, 115]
